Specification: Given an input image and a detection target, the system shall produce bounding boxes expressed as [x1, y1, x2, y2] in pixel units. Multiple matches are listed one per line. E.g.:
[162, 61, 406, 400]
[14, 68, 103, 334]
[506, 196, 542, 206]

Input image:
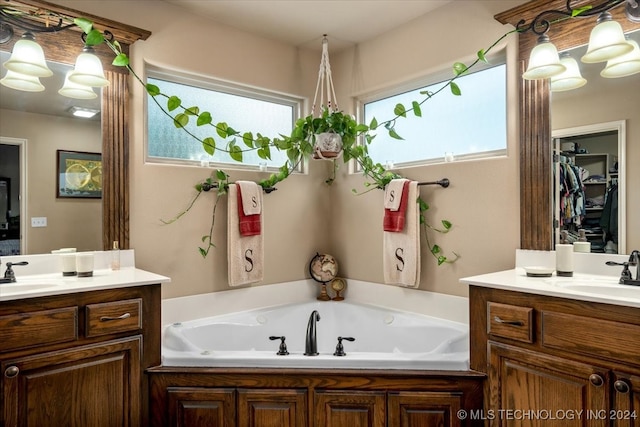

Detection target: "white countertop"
[0, 250, 170, 302]
[0, 267, 170, 302]
[462, 268, 640, 309]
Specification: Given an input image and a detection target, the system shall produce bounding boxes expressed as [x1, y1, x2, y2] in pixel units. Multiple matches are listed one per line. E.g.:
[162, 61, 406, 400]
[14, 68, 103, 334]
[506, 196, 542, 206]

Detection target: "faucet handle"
[333, 336, 355, 357]
[269, 336, 289, 356]
[4, 261, 29, 281]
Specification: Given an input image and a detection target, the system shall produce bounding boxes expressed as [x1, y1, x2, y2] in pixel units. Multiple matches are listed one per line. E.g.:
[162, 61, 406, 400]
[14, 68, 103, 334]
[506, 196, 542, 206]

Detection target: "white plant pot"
[313, 132, 343, 159]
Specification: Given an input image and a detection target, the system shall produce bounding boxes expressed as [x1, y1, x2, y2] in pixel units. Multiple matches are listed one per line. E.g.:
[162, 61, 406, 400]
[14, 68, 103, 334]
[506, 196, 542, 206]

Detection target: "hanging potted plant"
[292, 107, 360, 160]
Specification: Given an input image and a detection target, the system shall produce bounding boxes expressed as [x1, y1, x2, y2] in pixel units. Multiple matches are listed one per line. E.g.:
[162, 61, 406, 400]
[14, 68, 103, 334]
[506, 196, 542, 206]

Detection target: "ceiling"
[162, 0, 453, 51]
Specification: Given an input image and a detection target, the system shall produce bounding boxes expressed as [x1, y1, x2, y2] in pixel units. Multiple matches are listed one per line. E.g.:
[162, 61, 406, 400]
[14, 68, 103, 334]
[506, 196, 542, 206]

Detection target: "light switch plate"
[31, 217, 47, 227]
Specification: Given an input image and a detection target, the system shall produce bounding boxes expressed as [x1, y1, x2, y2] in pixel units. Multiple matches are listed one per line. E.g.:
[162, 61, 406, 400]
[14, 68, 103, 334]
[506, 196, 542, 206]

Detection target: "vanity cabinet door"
[612, 372, 640, 427]
[314, 390, 386, 427]
[488, 342, 608, 427]
[238, 388, 307, 427]
[166, 387, 236, 427]
[388, 391, 463, 427]
[2, 336, 141, 427]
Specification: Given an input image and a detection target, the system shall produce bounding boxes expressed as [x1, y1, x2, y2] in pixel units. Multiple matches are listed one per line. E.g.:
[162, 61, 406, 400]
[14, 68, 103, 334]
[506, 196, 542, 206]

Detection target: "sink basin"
[0, 283, 58, 295]
[561, 284, 640, 299]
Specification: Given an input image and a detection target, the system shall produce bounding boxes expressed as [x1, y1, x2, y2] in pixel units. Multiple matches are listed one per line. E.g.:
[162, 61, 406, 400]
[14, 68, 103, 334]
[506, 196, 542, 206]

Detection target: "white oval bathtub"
[162, 301, 469, 370]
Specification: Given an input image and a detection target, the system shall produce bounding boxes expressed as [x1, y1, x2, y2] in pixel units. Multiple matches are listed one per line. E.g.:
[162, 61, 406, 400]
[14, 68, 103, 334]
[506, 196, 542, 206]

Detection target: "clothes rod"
[201, 182, 278, 194]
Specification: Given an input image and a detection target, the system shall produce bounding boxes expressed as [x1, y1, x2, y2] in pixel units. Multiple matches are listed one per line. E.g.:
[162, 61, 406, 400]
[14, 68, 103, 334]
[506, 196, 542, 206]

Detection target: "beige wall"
[329, 1, 523, 296]
[0, 109, 102, 253]
[46, 0, 525, 299]
[552, 73, 640, 252]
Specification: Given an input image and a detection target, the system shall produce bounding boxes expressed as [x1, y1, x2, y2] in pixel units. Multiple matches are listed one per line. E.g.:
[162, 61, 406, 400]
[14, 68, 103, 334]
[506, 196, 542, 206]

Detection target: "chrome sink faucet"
[304, 310, 321, 356]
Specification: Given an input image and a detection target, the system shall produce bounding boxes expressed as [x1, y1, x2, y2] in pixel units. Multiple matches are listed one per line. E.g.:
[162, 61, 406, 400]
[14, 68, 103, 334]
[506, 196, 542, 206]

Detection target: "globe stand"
[309, 253, 338, 302]
[317, 282, 331, 301]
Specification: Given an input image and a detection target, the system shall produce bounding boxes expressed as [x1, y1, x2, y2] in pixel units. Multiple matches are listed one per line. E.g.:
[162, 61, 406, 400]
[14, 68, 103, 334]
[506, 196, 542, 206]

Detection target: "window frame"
[354, 50, 508, 171]
[144, 63, 306, 173]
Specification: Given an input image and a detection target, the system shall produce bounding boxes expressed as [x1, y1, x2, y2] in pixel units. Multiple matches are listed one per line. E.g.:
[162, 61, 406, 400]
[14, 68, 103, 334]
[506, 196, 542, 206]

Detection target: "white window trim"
[144, 62, 306, 173]
[353, 49, 508, 173]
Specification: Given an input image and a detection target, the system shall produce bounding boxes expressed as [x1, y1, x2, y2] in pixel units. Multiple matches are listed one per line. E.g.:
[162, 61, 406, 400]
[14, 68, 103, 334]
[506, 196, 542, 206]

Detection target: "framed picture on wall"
[56, 150, 102, 199]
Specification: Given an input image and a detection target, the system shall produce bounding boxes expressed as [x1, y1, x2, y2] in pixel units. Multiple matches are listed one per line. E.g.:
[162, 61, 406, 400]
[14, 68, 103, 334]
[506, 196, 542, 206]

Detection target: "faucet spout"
[629, 250, 640, 281]
[304, 310, 321, 356]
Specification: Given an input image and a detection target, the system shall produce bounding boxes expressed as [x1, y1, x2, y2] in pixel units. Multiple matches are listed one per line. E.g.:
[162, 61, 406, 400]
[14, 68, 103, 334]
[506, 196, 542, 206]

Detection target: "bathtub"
[162, 301, 469, 370]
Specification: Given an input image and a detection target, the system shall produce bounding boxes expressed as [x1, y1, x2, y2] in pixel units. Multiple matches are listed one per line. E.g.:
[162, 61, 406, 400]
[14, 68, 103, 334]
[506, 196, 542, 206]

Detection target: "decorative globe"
[309, 253, 338, 283]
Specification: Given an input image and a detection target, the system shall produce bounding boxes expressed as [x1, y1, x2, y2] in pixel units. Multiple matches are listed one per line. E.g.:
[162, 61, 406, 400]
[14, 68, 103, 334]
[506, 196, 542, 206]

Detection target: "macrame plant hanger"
[312, 35, 338, 116]
[311, 35, 343, 160]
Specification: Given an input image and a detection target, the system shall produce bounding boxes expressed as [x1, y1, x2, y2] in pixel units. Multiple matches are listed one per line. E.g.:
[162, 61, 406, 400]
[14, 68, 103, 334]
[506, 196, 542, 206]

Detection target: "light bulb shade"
[0, 69, 45, 92]
[581, 13, 634, 63]
[68, 48, 110, 87]
[3, 33, 53, 77]
[551, 55, 587, 92]
[58, 70, 98, 99]
[601, 39, 640, 78]
[523, 35, 566, 80]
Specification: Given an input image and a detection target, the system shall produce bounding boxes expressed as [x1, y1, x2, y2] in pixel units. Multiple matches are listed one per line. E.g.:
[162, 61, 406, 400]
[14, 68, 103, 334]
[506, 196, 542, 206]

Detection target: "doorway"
[553, 121, 626, 254]
[0, 137, 27, 256]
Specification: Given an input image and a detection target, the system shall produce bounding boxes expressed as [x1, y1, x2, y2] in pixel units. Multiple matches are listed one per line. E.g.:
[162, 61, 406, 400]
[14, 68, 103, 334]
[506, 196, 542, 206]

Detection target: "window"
[360, 60, 507, 167]
[146, 66, 303, 170]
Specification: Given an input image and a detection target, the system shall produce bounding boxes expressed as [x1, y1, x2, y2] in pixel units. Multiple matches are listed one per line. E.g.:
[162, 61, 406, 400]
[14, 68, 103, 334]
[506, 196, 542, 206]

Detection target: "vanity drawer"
[487, 302, 534, 343]
[85, 298, 142, 337]
[542, 311, 640, 365]
[0, 307, 78, 352]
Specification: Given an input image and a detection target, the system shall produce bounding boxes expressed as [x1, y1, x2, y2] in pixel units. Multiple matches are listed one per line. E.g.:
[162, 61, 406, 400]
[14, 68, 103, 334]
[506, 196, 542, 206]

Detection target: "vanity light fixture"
[550, 53, 587, 92]
[600, 38, 640, 76]
[68, 106, 100, 119]
[523, 34, 566, 80]
[0, 5, 110, 93]
[582, 12, 634, 63]
[3, 31, 52, 77]
[519, 0, 639, 86]
[67, 45, 109, 87]
[58, 70, 97, 99]
[0, 68, 44, 91]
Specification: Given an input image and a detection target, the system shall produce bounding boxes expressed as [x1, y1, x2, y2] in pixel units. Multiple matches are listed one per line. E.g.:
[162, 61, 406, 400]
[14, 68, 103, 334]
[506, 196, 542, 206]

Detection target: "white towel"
[237, 180, 262, 215]
[228, 184, 264, 286]
[383, 181, 420, 287]
[383, 178, 409, 211]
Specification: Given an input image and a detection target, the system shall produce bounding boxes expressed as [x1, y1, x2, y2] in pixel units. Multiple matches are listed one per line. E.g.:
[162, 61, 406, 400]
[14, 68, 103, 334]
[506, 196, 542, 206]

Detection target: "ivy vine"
[74, 17, 519, 265]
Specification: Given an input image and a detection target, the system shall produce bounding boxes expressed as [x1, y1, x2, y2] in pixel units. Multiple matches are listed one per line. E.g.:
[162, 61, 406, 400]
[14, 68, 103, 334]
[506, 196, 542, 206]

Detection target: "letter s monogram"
[244, 249, 254, 272]
[395, 248, 405, 271]
[388, 190, 395, 203]
[251, 196, 258, 208]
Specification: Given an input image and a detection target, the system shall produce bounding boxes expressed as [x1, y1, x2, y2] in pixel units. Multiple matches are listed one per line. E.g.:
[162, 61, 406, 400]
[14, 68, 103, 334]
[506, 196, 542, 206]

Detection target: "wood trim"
[495, 0, 640, 250]
[102, 71, 130, 250]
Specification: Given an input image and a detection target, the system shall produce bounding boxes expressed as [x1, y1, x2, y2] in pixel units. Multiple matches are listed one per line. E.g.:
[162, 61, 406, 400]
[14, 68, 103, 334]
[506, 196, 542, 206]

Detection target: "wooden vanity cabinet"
[0, 284, 161, 427]
[149, 368, 484, 427]
[470, 286, 640, 427]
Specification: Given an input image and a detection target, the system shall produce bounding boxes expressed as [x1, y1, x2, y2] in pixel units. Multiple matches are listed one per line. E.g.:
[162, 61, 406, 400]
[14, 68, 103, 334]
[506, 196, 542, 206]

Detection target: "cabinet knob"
[614, 380, 630, 394]
[4, 366, 19, 378]
[589, 373, 604, 387]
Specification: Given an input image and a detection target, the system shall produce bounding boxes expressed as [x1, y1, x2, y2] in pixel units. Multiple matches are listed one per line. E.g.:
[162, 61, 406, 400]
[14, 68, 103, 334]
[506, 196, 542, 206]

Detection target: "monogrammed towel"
[228, 183, 264, 286]
[236, 181, 262, 236]
[383, 181, 420, 287]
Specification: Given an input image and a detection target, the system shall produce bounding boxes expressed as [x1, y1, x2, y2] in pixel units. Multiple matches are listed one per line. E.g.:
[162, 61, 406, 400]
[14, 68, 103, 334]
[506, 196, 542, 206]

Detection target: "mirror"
[0, 52, 102, 255]
[496, 0, 640, 255]
[0, 0, 150, 256]
[550, 30, 639, 255]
